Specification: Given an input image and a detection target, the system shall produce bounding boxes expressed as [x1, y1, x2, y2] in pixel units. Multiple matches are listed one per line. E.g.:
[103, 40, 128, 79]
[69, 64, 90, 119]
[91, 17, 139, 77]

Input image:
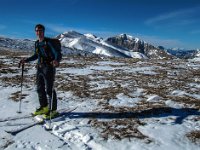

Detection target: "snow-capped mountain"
[195, 49, 200, 57]
[0, 36, 34, 51]
[106, 34, 173, 59]
[57, 31, 148, 59]
[0, 31, 193, 59]
[166, 48, 197, 59]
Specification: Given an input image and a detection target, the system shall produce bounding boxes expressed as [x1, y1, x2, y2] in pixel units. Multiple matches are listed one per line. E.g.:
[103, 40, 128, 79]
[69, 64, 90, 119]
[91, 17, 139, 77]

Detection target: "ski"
[0, 114, 32, 122]
[5, 107, 77, 135]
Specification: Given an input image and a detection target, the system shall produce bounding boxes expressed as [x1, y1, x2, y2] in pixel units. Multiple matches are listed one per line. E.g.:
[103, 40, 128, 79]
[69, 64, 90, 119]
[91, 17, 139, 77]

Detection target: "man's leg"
[45, 67, 57, 111]
[52, 90, 57, 111]
[36, 72, 48, 108]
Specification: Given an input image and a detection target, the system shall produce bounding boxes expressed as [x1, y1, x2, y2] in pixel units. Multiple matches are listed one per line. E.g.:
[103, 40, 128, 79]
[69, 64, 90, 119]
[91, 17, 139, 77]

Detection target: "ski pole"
[49, 67, 55, 129]
[48, 83, 53, 129]
[17, 62, 24, 113]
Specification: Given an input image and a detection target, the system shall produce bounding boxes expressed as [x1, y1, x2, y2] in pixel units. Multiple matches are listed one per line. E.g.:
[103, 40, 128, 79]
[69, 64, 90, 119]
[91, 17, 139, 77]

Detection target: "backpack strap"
[44, 37, 50, 45]
[34, 39, 45, 64]
[35, 40, 40, 54]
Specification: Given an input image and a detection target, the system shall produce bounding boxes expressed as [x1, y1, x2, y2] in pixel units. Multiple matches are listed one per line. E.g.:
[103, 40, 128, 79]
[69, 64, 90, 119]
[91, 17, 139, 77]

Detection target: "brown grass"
[90, 118, 151, 142]
[1, 49, 200, 142]
[9, 91, 28, 102]
[186, 130, 200, 144]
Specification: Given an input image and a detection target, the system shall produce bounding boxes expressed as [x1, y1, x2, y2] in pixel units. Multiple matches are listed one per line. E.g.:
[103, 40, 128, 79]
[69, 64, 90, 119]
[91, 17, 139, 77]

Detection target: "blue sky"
[0, 0, 200, 49]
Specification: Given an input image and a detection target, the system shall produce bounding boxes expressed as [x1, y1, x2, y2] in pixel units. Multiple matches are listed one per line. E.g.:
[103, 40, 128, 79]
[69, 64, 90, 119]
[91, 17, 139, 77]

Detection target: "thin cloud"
[145, 6, 200, 25]
[190, 29, 200, 34]
[139, 35, 185, 49]
[46, 23, 119, 38]
[46, 24, 71, 33]
[16, 21, 190, 49]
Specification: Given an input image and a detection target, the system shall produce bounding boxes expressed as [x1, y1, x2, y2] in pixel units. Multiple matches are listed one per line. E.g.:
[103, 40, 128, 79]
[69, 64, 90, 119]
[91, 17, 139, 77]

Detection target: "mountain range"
[0, 31, 199, 59]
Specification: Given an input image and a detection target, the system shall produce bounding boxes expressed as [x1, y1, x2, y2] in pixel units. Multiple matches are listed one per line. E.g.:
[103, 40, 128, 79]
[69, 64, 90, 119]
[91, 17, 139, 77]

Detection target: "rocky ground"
[0, 48, 199, 149]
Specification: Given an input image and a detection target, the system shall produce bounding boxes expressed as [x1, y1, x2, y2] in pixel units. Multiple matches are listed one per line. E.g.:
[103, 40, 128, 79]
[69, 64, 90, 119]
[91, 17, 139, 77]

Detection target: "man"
[20, 24, 59, 119]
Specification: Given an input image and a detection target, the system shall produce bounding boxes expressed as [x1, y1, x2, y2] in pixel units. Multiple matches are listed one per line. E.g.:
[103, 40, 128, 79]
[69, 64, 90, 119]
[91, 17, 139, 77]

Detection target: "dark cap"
[35, 24, 45, 31]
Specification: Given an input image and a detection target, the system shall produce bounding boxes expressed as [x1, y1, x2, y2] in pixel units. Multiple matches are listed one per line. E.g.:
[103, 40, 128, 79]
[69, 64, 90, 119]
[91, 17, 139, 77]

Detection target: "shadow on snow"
[67, 107, 200, 124]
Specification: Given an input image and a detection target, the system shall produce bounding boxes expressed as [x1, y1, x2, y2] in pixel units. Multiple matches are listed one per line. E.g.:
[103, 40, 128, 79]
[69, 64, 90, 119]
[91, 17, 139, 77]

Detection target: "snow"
[146, 95, 161, 102]
[109, 93, 141, 107]
[101, 41, 148, 59]
[0, 50, 200, 150]
[84, 33, 97, 40]
[138, 123, 197, 150]
[119, 34, 143, 44]
[93, 47, 112, 57]
[165, 100, 184, 109]
[59, 31, 149, 59]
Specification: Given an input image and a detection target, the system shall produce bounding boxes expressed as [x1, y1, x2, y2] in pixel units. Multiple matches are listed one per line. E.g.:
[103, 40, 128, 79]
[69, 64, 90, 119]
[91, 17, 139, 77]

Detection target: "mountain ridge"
[0, 31, 198, 59]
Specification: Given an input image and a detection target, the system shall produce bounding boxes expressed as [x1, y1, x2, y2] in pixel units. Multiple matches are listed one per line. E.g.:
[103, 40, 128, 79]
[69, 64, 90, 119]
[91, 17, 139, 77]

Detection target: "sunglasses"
[35, 29, 44, 32]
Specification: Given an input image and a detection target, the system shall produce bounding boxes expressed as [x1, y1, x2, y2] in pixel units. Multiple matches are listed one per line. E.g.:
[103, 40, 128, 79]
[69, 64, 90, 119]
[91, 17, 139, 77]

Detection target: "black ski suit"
[25, 38, 59, 111]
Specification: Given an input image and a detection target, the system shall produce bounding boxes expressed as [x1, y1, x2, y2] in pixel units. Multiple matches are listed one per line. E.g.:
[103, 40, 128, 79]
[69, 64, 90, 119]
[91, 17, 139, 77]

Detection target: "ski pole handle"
[19, 59, 26, 68]
[21, 63, 24, 79]
[18, 62, 21, 68]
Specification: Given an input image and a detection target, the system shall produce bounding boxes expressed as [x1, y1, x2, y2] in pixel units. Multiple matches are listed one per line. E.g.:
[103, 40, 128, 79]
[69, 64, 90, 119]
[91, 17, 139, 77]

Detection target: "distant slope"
[106, 34, 173, 59]
[166, 48, 197, 59]
[1, 31, 192, 60]
[0, 37, 34, 51]
[57, 31, 148, 59]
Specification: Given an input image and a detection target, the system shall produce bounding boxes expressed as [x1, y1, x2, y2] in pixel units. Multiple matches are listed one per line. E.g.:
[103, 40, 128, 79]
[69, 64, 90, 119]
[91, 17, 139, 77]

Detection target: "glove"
[52, 60, 59, 67]
[19, 58, 26, 68]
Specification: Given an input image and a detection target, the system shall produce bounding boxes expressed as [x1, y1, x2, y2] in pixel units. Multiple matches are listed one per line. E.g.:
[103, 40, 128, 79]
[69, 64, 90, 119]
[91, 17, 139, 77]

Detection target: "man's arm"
[20, 50, 38, 65]
[25, 53, 38, 62]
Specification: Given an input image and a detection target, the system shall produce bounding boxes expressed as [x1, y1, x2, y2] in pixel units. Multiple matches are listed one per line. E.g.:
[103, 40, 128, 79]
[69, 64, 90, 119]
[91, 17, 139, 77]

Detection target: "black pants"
[36, 65, 57, 111]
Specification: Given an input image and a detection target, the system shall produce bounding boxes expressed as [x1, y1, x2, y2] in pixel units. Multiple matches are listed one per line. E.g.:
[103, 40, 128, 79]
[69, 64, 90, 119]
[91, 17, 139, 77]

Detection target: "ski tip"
[34, 115, 45, 123]
[5, 130, 17, 136]
[43, 123, 53, 131]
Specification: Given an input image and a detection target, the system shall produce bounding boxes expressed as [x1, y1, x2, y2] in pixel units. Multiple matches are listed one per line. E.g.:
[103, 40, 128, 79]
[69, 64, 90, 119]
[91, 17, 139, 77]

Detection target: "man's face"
[35, 27, 44, 39]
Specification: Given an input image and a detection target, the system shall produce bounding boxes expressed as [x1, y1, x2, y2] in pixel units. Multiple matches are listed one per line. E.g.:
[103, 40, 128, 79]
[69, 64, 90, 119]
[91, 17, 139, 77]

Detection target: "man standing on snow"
[20, 24, 59, 119]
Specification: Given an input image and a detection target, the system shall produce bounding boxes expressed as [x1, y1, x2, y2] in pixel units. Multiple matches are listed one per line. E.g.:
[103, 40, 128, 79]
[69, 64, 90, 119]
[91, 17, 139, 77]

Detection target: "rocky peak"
[106, 34, 173, 59]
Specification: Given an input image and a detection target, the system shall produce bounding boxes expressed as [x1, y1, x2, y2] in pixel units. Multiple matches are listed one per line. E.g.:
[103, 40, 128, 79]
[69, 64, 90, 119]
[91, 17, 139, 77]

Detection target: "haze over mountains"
[0, 31, 199, 59]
